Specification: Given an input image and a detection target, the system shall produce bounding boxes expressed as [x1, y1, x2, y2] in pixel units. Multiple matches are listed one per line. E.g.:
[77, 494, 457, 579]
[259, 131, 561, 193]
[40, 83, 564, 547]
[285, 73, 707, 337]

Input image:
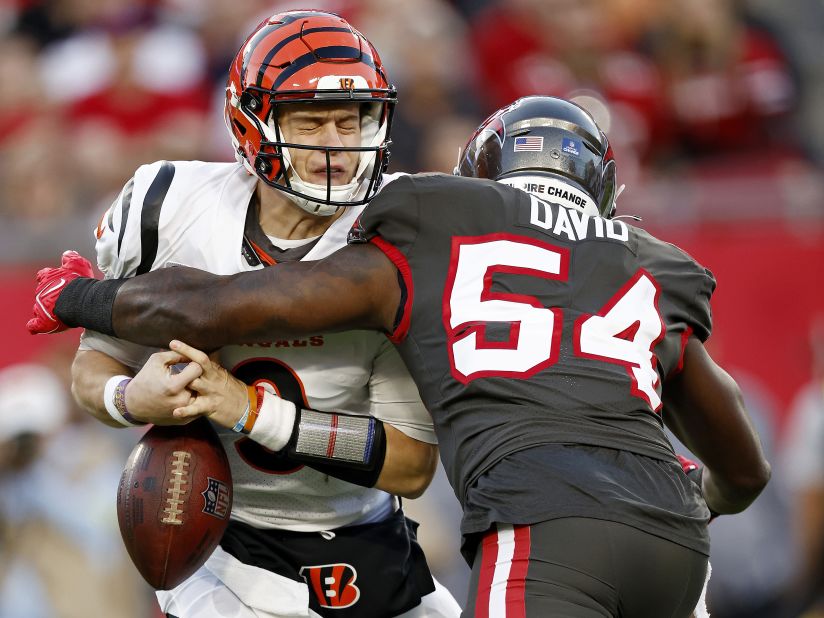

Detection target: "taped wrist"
[54, 278, 125, 335]
[287, 409, 387, 488]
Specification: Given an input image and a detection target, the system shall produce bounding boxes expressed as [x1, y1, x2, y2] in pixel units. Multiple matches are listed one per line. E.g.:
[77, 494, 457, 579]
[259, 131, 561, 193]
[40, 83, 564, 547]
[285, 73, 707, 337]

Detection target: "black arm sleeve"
[54, 278, 125, 335]
[284, 409, 388, 489]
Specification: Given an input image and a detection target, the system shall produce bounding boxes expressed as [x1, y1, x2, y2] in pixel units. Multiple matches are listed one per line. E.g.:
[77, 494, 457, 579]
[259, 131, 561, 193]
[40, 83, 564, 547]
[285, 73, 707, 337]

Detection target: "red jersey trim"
[670, 326, 694, 378]
[249, 240, 277, 266]
[369, 235, 413, 344]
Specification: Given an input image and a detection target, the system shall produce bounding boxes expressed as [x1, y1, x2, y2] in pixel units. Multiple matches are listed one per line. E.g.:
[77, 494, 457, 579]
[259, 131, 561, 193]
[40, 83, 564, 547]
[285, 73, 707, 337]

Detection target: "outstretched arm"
[663, 337, 771, 514]
[45, 243, 401, 349]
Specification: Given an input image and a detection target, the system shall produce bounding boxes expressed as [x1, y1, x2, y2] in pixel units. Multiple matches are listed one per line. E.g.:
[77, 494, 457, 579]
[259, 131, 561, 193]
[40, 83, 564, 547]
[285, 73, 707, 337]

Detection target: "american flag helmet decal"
[513, 136, 544, 152]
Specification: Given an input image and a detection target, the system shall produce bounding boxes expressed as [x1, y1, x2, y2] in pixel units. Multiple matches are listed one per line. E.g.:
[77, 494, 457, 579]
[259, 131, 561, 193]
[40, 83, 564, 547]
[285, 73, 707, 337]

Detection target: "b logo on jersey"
[300, 563, 360, 609]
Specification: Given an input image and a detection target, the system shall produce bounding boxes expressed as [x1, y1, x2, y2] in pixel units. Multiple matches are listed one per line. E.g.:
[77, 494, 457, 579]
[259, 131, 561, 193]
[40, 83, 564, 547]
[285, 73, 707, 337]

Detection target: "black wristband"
[286, 409, 387, 488]
[54, 277, 125, 335]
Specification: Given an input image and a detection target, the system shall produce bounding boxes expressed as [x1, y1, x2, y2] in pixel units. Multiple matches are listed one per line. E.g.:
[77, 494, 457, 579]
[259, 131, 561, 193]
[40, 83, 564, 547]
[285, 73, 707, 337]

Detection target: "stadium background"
[1, 0, 823, 616]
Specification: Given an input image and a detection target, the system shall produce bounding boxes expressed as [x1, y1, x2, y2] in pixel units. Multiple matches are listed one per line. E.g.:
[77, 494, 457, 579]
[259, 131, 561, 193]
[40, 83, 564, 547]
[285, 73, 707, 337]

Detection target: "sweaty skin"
[113, 242, 398, 350]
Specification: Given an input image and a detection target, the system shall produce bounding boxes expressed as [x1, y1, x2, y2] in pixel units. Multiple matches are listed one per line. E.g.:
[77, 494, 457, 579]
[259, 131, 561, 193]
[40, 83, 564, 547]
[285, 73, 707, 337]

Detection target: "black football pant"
[464, 517, 707, 618]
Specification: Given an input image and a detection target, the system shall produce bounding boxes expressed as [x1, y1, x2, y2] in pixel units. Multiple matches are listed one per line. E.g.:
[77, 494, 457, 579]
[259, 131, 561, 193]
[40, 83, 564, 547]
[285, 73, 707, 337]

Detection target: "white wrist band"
[103, 374, 142, 427]
[248, 390, 297, 452]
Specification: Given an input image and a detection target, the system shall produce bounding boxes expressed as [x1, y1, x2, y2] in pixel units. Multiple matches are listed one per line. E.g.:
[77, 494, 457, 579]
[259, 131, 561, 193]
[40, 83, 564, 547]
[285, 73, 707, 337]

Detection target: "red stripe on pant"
[475, 529, 499, 617]
[475, 524, 531, 617]
[506, 526, 530, 617]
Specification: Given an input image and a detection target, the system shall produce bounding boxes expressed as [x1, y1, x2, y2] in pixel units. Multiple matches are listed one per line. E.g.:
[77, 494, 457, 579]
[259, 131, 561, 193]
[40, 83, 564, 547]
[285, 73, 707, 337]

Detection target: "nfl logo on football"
[202, 477, 230, 519]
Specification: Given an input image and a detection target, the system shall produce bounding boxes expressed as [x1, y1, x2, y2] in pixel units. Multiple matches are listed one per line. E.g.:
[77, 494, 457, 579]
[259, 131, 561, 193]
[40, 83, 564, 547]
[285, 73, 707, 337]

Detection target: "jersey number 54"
[444, 234, 664, 411]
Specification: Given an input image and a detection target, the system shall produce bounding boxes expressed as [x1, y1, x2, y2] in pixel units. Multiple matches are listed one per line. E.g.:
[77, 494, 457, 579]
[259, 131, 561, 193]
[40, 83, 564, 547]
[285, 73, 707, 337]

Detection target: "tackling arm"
[107, 243, 399, 349]
[663, 337, 771, 514]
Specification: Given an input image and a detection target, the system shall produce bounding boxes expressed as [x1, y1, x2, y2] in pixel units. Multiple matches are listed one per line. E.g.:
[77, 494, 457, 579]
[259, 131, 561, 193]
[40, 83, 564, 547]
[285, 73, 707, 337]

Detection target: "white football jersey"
[81, 161, 434, 531]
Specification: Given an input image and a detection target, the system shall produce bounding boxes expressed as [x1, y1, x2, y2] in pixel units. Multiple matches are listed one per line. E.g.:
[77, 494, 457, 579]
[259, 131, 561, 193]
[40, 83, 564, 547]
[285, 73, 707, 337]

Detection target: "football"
[117, 417, 232, 590]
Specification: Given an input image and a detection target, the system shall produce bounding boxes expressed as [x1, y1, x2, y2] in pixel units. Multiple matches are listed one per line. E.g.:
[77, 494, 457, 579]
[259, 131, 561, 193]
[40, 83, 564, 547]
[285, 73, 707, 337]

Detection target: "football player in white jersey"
[68, 10, 460, 618]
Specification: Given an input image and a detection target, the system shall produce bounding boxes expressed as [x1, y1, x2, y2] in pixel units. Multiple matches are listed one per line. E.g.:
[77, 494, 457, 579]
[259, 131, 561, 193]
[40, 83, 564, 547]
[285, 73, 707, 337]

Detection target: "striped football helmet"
[225, 10, 397, 215]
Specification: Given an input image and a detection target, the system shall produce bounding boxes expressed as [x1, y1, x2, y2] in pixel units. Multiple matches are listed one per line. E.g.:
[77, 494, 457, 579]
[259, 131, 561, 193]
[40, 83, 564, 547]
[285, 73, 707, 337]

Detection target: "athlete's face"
[278, 102, 362, 186]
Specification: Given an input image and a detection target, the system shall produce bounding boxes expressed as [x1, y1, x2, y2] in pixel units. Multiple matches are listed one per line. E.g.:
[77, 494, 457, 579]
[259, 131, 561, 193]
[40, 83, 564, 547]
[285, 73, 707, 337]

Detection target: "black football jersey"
[350, 173, 715, 549]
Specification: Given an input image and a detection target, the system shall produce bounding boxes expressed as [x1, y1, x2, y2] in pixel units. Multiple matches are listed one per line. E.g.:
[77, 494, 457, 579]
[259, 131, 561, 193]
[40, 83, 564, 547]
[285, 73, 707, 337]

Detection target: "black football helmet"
[456, 96, 617, 218]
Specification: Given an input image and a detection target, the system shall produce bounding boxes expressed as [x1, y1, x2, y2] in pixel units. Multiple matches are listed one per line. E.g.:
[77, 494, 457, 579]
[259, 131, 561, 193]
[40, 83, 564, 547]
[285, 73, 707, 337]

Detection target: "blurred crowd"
[1, 0, 824, 617]
[2, 0, 824, 263]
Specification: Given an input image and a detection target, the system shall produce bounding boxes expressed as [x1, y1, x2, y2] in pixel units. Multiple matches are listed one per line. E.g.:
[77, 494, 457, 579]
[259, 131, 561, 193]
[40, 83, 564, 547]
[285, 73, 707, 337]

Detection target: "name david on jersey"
[236, 335, 325, 349]
[526, 194, 629, 243]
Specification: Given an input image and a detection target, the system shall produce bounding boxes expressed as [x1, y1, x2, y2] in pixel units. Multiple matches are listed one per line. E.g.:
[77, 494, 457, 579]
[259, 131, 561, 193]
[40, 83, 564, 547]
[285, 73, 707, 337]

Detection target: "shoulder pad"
[95, 161, 177, 278]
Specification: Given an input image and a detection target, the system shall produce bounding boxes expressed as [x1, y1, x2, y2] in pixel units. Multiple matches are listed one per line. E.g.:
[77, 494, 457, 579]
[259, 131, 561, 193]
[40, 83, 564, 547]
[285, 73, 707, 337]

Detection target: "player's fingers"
[26, 317, 48, 335]
[186, 376, 218, 396]
[61, 250, 93, 275]
[170, 362, 203, 389]
[173, 400, 207, 420]
[148, 350, 187, 366]
[169, 340, 211, 366]
[169, 362, 190, 374]
[27, 317, 59, 335]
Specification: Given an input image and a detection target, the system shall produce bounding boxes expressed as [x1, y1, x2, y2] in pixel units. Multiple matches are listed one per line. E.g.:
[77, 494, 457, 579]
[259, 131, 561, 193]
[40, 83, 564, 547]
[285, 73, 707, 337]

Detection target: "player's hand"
[168, 340, 250, 430]
[27, 250, 95, 335]
[124, 351, 203, 425]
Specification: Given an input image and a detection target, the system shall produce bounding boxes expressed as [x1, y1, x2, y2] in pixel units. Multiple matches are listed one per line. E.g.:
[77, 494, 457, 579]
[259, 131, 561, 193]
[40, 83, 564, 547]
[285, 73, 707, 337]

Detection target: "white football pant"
[156, 545, 462, 618]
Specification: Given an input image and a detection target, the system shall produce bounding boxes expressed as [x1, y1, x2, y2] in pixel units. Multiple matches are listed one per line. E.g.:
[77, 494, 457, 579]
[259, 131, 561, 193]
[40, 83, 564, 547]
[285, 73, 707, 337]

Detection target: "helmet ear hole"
[240, 92, 262, 112]
[256, 157, 272, 175]
[232, 120, 247, 136]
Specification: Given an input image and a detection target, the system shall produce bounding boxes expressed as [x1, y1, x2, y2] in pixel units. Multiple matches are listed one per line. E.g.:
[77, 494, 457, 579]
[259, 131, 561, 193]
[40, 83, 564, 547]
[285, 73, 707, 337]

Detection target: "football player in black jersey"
[30, 96, 770, 618]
